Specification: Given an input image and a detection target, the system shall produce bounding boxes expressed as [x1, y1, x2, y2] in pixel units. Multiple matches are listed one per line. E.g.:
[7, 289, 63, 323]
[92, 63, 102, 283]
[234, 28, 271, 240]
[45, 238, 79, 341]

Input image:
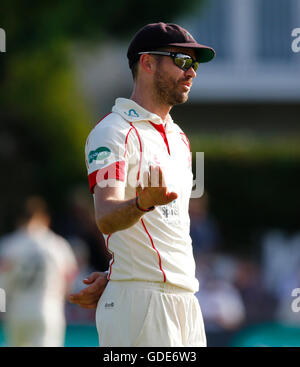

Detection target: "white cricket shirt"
[0, 226, 78, 322]
[85, 98, 198, 292]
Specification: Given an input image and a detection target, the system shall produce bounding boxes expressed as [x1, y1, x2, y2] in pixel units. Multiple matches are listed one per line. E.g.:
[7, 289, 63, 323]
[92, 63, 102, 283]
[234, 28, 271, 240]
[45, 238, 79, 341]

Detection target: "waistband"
[108, 280, 194, 294]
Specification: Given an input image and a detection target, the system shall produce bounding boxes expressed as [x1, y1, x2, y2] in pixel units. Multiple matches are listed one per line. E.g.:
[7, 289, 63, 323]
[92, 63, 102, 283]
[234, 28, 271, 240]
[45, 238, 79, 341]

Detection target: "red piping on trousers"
[106, 234, 114, 279]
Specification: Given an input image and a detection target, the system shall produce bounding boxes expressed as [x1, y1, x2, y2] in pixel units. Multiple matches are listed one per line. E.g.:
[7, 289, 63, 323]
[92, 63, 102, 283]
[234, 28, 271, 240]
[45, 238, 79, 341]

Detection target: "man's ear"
[139, 54, 155, 75]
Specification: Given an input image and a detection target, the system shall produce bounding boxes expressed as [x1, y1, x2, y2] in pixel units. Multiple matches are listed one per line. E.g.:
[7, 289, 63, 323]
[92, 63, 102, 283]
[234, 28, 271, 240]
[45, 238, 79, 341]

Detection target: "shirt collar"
[112, 98, 174, 131]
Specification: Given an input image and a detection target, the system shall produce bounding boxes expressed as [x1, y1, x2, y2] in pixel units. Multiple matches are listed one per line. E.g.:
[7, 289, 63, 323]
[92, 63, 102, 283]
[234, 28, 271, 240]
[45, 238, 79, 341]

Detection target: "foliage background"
[0, 0, 299, 253]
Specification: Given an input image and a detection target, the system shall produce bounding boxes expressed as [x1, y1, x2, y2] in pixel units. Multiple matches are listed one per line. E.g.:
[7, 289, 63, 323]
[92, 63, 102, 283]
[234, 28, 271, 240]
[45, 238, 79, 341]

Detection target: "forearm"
[94, 166, 177, 235]
[96, 197, 146, 234]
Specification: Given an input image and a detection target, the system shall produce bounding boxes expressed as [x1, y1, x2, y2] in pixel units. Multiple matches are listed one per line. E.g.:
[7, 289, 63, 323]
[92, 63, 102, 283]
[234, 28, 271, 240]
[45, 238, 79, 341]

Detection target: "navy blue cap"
[127, 22, 215, 68]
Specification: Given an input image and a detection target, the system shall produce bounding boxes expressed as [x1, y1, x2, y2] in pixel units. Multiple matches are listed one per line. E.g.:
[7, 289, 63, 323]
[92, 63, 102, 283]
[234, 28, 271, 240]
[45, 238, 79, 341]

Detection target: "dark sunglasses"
[138, 51, 199, 72]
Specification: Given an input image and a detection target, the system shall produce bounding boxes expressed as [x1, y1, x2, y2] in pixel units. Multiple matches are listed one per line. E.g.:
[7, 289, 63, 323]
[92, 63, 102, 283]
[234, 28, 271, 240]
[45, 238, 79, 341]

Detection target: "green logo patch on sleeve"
[88, 147, 111, 163]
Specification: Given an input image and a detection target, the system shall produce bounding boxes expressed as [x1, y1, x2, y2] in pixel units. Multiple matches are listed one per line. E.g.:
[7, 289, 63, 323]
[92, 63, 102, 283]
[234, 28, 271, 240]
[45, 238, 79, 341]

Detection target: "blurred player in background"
[69, 22, 215, 347]
[0, 196, 78, 347]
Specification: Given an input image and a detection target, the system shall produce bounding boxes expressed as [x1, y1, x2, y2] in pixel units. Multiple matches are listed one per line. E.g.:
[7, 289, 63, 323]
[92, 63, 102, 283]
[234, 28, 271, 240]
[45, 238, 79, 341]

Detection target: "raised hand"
[136, 165, 178, 210]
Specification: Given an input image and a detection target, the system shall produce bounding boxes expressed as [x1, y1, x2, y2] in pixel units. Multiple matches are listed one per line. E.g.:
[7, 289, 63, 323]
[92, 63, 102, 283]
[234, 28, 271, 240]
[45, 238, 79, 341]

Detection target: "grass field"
[0, 323, 99, 347]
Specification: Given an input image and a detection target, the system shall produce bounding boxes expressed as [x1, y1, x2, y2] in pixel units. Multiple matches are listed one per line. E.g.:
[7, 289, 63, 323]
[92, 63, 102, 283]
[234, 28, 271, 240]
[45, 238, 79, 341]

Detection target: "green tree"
[0, 0, 204, 232]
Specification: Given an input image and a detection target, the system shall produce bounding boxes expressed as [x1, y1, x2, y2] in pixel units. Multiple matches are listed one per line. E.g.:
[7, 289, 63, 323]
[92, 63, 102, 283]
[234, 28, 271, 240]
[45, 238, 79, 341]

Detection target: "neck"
[25, 216, 50, 232]
[130, 80, 171, 122]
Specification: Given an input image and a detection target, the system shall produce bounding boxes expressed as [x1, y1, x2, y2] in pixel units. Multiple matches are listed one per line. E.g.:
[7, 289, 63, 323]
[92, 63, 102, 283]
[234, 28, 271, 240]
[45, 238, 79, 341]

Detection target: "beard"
[153, 68, 190, 107]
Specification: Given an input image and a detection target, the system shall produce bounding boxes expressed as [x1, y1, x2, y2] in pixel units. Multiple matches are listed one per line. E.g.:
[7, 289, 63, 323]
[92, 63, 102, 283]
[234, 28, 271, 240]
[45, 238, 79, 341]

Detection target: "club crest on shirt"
[88, 147, 111, 163]
[124, 109, 139, 118]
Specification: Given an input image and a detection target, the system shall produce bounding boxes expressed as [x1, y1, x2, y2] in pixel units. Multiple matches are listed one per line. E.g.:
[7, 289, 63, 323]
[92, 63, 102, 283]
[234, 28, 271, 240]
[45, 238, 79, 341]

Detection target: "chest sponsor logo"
[160, 200, 180, 225]
[89, 147, 111, 163]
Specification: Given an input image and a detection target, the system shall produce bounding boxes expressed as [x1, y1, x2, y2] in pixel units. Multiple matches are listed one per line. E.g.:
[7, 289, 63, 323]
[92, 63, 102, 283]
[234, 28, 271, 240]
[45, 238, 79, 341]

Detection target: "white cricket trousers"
[95, 280, 206, 347]
[4, 316, 65, 347]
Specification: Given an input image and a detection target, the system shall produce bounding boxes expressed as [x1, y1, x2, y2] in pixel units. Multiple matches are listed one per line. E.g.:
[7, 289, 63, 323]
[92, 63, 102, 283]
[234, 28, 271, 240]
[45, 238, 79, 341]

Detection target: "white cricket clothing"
[0, 226, 78, 347]
[85, 98, 198, 293]
[96, 280, 206, 347]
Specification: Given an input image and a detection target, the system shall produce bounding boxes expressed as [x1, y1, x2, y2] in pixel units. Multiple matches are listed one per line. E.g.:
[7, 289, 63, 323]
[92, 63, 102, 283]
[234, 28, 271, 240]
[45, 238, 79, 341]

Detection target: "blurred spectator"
[57, 185, 111, 271]
[189, 193, 222, 255]
[195, 252, 246, 333]
[0, 196, 78, 347]
[233, 257, 278, 326]
[261, 230, 292, 297]
[262, 232, 300, 326]
[65, 236, 96, 324]
[275, 263, 300, 326]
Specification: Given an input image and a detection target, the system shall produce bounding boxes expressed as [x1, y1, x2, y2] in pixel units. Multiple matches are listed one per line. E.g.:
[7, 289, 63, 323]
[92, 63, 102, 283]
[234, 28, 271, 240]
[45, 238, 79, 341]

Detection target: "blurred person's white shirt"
[262, 231, 300, 300]
[273, 233, 300, 326]
[196, 277, 246, 332]
[0, 225, 78, 346]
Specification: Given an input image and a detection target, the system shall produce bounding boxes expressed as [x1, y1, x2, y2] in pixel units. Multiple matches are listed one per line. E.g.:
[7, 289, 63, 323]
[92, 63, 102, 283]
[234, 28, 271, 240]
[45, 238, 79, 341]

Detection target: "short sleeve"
[85, 114, 135, 194]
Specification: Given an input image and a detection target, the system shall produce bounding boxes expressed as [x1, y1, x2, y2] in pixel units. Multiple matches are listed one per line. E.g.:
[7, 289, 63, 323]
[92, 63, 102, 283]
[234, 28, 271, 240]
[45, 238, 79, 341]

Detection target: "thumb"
[166, 192, 178, 201]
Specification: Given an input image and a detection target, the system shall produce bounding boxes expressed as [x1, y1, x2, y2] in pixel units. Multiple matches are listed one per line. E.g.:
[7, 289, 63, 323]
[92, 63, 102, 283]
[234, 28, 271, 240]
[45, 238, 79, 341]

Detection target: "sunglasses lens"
[174, 56, 187, 69]
[174, 54, 197, 71]
[193, 62, 199, 72]
[183, 58, 193, 70]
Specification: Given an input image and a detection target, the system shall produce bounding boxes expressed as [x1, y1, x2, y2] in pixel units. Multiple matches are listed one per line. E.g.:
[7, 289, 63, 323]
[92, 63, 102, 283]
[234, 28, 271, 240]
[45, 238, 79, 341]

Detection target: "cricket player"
[69, 22, 215, 347]
[0, 196, 78, 347]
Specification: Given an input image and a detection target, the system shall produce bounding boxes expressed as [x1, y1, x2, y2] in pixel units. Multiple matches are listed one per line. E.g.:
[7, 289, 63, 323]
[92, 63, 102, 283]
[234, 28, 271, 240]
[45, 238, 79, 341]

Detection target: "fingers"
[139, 165, 166, 189]
[158, 166, 167, 187]
[68, 293, 84, 304]
[85, 281, 105, 294]
[69, 274, 108, 309]
[142, 170, 150, 189]
[68, 287, 102, 306]
[68, 294, 98, 309]
[78, 303, 98, 309]
[148, 168, 152, 187]
[82, 271, 104, 284]
[69, 289, 100, 302]
[137, 165, 178, 207]
[149, 165, 162, 188]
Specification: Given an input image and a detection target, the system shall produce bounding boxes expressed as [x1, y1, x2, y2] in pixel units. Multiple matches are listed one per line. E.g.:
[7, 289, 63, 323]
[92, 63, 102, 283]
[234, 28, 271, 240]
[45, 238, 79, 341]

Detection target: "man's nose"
[185, 66, 197, 78]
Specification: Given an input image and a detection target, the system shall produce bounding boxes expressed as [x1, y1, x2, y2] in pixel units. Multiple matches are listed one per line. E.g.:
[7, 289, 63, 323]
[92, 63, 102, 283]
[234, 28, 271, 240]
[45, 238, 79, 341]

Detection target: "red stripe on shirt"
[95, 112, 112, 127]
[141, 218, 166, 282]
[129, 123, 166, 280]
[180, 132, 191, 151]
[129, 123, 142, 181]
[124, 127, 134, 158]
[149, 121, 170, 155]
[88, 161, 126, 194]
